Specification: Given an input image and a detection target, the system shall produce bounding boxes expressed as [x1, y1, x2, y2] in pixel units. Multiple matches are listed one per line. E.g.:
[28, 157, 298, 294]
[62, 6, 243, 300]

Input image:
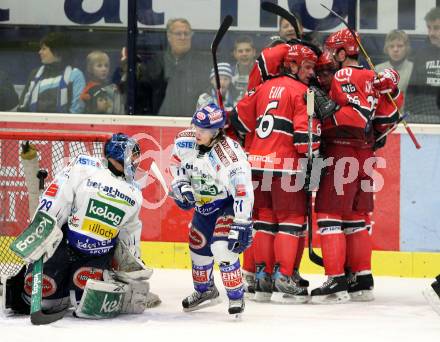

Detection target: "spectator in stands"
[279, 17, 303, 41]
[406, 7, 440, 121]
[81, 50, 125, 114]
[0, 70, 18, 111]
[138, 18, 211, 116]
[376, 30, 413, 96]
[231, 36, 256, 101]
[18, 32, 85, 114]
[196, 62, 239, 111]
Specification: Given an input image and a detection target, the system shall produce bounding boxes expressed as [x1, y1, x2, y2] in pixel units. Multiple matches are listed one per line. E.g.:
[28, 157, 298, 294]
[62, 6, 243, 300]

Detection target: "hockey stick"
[30, 169, 66, 325]
[306, 89, 324, 267]
[320, 3, 421, 150]
[211, 15, 233, 110]
[261, 1, 302, 39]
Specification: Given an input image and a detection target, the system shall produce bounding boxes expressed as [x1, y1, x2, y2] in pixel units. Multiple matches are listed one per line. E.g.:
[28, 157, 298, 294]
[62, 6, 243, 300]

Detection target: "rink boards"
[0, 112, 439, 277]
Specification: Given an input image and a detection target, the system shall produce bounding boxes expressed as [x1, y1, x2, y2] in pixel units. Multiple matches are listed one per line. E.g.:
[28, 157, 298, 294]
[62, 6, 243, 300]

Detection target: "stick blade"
[211, 15, 233, 52]
[261, 1, 301, 38]
[31, 309, 67, 325]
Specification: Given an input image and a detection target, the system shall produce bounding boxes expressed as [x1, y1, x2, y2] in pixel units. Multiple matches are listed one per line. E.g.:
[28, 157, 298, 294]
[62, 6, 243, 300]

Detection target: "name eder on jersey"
[86, 179, 135, 206]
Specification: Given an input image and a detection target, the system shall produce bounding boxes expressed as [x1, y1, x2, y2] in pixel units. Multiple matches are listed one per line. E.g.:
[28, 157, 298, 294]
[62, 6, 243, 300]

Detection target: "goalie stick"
[211, 15, 233, 110]
[30, 169, 66, 325]
[306, 89, 323, 267]
[261, 1, 302, 39]
[320, 3, 421, 150]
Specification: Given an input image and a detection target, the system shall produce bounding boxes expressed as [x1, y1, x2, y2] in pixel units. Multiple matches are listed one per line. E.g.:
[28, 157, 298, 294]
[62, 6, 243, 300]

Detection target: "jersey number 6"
[256, 101, 279, 139]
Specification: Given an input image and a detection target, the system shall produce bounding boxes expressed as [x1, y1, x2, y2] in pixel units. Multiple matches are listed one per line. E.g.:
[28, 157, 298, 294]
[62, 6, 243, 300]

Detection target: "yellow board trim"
[139, 241, 440, 278]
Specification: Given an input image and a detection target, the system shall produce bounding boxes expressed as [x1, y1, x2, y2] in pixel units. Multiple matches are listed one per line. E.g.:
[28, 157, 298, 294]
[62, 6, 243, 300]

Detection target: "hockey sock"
[242, 243, 256, 273]
[294, 234, 306, 270]
[346, 229, 372, 273]
[274, 233, 299, 276]
[320, 232, 346, 276]
[219, 259, 244, 300]
[192, 261, 214, 292]
[253, 231, 275, 275]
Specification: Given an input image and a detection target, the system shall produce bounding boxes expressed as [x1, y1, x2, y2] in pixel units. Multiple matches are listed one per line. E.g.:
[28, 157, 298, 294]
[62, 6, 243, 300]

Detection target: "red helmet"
[325, 28, 360, 56]
[316, 50, 338, 71]
[283, 44, 318, 68]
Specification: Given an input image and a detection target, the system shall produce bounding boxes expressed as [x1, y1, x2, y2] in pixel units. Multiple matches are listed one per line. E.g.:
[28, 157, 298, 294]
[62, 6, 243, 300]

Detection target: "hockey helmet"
[283, 43, 318, 69]
[105, 133, 141, 180]
[325, 28, 360, 56]
[316, 50, 338, 72]
[191, 103, 226, 130]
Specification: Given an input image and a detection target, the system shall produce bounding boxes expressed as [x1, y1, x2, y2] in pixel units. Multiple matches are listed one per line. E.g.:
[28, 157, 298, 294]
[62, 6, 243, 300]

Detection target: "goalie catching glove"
[10, 211, 63, 264]
[228, 220, 253, 254]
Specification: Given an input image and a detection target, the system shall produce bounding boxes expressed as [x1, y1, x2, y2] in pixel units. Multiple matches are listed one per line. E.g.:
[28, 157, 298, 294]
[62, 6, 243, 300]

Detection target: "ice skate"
[348, 272, 374, 302]
[271, 267, 309, 304]
[254, 264, 272, 302]
[182, 285, 221, 312]
[292, 268, 310, 288]
[228, 297, 245, 318]
[423, 276, 440, 316]
[311, 275, 350, 304]
[242, 270, 256, 299]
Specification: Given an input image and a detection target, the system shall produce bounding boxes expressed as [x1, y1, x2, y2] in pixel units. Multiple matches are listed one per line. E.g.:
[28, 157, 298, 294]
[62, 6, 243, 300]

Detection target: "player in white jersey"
[170, 103, 254, 316]
[3, 133, 160, 319]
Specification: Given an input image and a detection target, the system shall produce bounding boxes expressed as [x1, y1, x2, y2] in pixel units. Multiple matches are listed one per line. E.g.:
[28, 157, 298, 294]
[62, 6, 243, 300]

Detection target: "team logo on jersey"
[189, 226, 207, 249]
[73, 267, 104, 289]
[235, 184, 247, 197]
[86, 199, 125, 226]
[341, 83, 356, 93]
[44, 183, 59, 197]
[24, 273, 56, 297]
[82, 218, 118, 239]
[68, 215, 80, 228]
[196, 111, 206, 120]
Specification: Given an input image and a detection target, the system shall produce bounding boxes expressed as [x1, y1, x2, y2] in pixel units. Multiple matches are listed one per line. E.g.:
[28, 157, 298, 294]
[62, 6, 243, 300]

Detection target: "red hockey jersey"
[231, 75, 320, 173]
[322, 65, 403, 147]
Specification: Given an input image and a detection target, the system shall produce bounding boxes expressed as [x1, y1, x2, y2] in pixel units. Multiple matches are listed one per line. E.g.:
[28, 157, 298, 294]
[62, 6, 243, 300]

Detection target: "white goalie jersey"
[36, 154, 143, 257]
[170, 129, 254, 221]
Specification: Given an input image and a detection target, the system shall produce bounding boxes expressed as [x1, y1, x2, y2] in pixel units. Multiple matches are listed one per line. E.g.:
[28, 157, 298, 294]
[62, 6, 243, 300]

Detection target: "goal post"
[0, 130, 111, 278]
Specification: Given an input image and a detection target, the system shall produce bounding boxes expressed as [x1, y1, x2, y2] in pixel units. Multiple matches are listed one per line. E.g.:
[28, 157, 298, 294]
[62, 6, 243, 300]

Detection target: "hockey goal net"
[0, 130, 111, 278]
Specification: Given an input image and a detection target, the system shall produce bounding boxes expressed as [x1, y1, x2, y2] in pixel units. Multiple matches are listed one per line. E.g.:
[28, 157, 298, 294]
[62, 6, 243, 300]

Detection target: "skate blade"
[349, 289, 374, 302]
[182, 297, 222, 312]
[230, 312, 243, 320]
[271, 292, 309, 304]
[423, 287, 440, 316]
[253, 291, 272, 302]
[311, 291, 350, 304]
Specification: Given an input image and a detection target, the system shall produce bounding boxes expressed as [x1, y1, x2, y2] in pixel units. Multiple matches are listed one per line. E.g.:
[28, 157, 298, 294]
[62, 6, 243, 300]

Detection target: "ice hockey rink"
[1, 269, 439, 342]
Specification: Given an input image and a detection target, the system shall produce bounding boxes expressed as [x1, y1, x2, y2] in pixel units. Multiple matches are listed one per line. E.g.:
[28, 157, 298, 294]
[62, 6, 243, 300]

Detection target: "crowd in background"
[0, 7, 439, 122]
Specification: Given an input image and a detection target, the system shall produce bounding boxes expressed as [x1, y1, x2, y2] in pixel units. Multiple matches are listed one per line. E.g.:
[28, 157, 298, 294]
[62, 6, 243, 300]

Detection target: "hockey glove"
[228, 220, 253, 254]
[373, 68, 400, 94]
[170, 179, 196, 210]
[373, 130, 387, 151]
[308, 86, 339, 122]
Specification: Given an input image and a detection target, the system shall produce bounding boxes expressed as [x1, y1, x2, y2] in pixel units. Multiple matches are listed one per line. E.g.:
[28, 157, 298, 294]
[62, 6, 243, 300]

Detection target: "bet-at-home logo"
[86, 199, 125, 227]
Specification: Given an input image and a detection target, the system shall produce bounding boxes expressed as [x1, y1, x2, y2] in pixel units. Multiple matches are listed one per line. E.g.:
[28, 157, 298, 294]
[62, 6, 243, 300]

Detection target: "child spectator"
[231, 36, 256, 100]
[376, 30, 413, 96]
[81, 50, 125, 114]
[196, 62, 239, 111]
[18, 32, 85, 114]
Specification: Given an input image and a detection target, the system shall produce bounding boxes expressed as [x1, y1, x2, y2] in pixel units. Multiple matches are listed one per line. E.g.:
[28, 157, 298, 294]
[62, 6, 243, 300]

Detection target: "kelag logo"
[86, 199, 125, 226]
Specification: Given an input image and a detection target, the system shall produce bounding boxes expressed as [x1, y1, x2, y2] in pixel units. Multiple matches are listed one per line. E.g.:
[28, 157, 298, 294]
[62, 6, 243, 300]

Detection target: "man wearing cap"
[196, 62, 240, 111]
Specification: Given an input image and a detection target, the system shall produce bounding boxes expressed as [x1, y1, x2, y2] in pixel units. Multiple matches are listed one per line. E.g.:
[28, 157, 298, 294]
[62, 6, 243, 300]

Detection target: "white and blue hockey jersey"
[170, 129, 254, 221]
[36, 154, 143, 257]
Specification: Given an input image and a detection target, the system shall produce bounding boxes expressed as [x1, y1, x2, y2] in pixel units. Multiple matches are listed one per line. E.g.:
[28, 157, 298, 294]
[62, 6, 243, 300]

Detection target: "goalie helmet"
[325, 28, 360, 56]
[105, 133, 141, 181]
[191, 103, 226, 130]
[283, 43, 318, 69]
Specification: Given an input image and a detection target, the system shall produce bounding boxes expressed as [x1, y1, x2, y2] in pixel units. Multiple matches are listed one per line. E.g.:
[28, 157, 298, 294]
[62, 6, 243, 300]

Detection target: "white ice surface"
[1, 269, 440, 342]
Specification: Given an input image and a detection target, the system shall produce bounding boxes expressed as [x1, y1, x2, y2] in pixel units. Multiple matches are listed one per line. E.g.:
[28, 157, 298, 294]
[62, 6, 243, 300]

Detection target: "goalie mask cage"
[0, 130, 111, 278]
